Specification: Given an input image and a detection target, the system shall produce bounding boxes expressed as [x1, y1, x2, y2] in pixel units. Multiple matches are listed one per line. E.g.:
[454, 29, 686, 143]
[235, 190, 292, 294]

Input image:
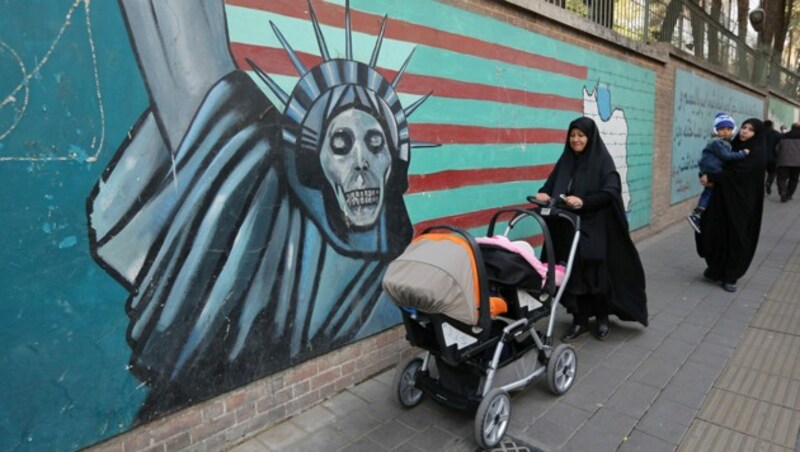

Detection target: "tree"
[757, 0, 795, 59]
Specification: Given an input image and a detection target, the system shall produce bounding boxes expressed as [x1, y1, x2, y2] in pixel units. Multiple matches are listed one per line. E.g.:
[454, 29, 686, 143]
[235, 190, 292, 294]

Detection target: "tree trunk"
[774, 0, 794, 61]
[691, 0, 706, 59]
[658, 0, 682, 42]
[708, 0, 722, 65]
[736, 0, 750, 78]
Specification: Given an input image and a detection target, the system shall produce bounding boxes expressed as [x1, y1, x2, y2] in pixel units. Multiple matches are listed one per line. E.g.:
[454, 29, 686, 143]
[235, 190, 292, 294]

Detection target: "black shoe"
[720, 281, 737, 292]
[561, 324, 589, 342]
[595, 318, 609, 340]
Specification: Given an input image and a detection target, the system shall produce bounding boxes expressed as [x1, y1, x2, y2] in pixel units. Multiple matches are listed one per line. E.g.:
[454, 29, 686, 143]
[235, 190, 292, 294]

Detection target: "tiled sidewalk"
[229, 197, 800, 451]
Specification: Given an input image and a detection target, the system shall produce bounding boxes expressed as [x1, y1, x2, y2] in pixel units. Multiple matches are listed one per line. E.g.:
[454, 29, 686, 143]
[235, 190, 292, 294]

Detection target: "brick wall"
[88, 2, 774, 451]
[90, 327, 413, 451]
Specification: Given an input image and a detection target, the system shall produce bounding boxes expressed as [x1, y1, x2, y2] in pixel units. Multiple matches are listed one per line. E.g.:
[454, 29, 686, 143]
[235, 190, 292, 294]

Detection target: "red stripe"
[410, 124, 563, 144]
[226, 0, 587, 79]
[231, 43, 582, 112]
[407, 164, 554, 193]
[413, 202, 532, 234]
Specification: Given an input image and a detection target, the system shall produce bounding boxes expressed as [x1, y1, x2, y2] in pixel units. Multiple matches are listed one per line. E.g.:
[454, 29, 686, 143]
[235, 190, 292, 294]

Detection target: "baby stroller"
[382, 197, 581, 448]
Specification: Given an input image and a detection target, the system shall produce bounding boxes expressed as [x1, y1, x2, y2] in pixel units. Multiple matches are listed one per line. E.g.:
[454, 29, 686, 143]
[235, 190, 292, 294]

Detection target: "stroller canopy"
[383, 233, 480, 326]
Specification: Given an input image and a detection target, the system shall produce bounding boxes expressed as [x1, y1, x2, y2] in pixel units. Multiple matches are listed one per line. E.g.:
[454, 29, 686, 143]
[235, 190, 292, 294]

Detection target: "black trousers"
[569, 293, 609, 326]
[765, 162, 777, 192]
[777, 166, 800, 199]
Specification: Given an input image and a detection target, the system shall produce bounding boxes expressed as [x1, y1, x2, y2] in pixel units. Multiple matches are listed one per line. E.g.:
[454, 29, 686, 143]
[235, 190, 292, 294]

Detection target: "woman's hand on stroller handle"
[527, 193, 553, 207]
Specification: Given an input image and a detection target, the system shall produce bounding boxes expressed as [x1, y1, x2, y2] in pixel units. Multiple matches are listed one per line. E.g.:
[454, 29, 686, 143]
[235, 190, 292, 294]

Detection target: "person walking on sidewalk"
[696, 118, 766, 293]
[763, 120, 782, 196]
[535, 116, 648, 342]
[775, 122, 800, 202]
[687, 113, 748, 233]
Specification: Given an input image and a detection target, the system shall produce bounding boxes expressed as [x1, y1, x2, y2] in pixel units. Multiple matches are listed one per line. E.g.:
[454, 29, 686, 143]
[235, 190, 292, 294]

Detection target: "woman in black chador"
[696, 118, 766, 292]
[535, 117, 648, 341]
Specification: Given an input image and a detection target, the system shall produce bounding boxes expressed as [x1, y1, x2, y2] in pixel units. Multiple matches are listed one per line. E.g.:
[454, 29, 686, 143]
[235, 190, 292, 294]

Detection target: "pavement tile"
[395, 404, 442, 432]
[636, 398, 696, 444]
[561, 421, 625, 452]
[290, 405, 336, 433]
[619, 429, 678, 452]
[561, 365, 629, 412]
[522, 417, 575, 450]
[698, 389, 800, 448]
[292, 426, 350, 452]
[228, 440, 269, 452]
[573, 345, 606, 375]
[365, 420, 418, 450]
[679, 419, 787, 452]
[350, 378, 392, 404]
[670, 360, 724, 394]
[330, 406, 383, 441]
[321, 390, 368, 417]
[603, 343, 651, 371]
[687, 340, 734, 368]
[658, 384, 709, 411]
[715, 366, 800, 411]
[629, 355, 678, 389]
[603, 381, 660, 418]
[405, 426, 459, 452]
[424, 403, 473, 438]
[509, 385, 559, 424]
[650, 311, 685, 330]
[649, 338, 696, 368]
[543, 401, 593, 429]
[667, 322, 710, 346]
[710, 316, 750, 336]
[254, 420, 307, 451]
[362, 397, 407, 422]
[338, 437, 387, 452]
[629, 323, 673, 350]
[577, 337, 621, 361]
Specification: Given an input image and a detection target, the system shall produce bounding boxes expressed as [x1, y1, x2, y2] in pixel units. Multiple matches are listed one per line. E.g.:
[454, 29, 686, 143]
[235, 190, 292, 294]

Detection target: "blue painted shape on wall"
[670, 69, 764, 204]
[0, 0, 148, 450]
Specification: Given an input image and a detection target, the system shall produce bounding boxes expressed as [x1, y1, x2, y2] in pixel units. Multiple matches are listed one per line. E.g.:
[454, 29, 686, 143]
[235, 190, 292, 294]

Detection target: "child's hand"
[743, 148, 751, 155]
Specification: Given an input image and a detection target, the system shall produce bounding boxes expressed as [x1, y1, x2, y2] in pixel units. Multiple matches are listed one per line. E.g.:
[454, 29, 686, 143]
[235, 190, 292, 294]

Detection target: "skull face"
[320, 109, 392, 227]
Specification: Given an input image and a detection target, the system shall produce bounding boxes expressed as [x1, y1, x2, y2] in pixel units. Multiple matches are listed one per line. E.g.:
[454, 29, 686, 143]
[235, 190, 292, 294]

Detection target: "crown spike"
[392, 47, 416, 89]
[270, 21, 308, 75]
[345, 0, 352, 60]
[307, 0, 330, 61]
[403, 91, 432, 118]
[246, 58, 290, 105]
[369, 15, 388, 68]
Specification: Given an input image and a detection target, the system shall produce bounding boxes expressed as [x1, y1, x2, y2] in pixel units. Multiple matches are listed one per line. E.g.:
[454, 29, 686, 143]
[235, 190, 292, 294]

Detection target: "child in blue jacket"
[688, 113, 750, 233]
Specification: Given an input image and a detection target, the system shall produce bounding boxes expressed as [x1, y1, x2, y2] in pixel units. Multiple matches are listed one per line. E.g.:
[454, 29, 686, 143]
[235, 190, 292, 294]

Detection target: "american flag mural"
[226, 0, 656, 239]
[81, 0, 657, 428]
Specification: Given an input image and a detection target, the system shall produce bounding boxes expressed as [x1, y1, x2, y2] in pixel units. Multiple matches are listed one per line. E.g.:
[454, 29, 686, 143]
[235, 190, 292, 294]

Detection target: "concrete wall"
[0, 0, 794, 451]
[768, 95, 800, 130]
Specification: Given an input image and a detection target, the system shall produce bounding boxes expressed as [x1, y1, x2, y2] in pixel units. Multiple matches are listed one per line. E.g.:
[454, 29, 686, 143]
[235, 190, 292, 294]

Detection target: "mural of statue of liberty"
[87, 0, 431, 421]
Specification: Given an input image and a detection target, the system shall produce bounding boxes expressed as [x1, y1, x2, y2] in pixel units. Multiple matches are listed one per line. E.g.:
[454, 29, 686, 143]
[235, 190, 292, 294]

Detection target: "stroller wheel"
[474, 388, 511, 449]
[393, 356, 424, 408]
[547, 344, 577, 395]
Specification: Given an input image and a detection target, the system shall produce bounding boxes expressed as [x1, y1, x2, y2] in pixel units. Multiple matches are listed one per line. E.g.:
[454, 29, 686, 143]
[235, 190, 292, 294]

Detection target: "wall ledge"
[501, 0, 669, 64]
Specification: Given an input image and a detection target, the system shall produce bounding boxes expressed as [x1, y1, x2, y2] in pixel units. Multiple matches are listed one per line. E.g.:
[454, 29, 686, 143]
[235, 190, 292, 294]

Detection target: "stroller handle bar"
[525, 196, 582, 232]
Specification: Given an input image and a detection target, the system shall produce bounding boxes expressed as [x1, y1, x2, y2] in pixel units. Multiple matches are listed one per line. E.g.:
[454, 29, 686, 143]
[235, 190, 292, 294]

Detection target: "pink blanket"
[476, 235, 566, 286]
